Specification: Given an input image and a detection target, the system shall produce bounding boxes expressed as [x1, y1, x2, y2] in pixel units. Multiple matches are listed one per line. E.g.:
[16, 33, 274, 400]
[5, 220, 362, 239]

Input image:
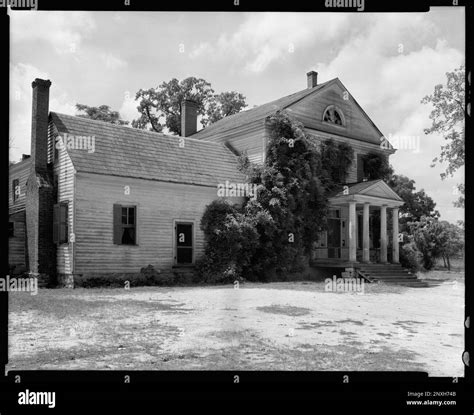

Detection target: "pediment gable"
[287, 79, 392, 148]
[358, 180, 402, 201]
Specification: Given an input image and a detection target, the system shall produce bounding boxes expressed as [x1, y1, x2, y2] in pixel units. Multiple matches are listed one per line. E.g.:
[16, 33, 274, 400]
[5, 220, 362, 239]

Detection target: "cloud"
[10, 63, 76, 163]
[311, 13, 464, 222]
[189, 12, 350, 73]
[9, 10, 95, 54]
[118, 92, 139, 123]
[101, 53, 127, 70]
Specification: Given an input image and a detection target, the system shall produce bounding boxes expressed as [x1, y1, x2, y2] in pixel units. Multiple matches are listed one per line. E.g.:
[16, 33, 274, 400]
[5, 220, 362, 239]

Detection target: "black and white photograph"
[2, 1, 469, 405]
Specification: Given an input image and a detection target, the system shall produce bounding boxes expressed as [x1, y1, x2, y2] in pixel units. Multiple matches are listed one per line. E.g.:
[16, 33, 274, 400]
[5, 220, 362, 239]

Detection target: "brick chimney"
[181, 99, 198, 137]
[307, 71, 318, 89]
[26, 78, 56, 285]
[30, 79, 52, 171]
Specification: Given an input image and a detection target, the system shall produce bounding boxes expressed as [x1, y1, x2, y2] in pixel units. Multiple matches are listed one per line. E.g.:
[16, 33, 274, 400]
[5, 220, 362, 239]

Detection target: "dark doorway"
[327, 218, 341, 259]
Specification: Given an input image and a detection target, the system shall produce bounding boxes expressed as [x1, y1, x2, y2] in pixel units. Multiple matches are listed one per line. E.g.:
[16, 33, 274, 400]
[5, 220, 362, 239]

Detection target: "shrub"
[74, 265, 176, 288]
[399, 242, 422, 272]
[197, 200, 259, 283]
[139, 265, 175, 285]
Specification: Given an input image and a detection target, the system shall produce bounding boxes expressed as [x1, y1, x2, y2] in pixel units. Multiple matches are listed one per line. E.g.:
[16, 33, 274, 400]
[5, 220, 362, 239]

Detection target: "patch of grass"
[335, 319, 364, 326]
[256, 304, 311, 316]
[339, 330, 357, 336]
[297, 321, 335, 329]
[9, 290, 193, 318]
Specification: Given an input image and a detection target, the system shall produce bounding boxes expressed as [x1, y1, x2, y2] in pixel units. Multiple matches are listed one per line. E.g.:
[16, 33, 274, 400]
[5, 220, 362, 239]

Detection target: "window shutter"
[357, 154, 364, 182]
[53, 204, 60, 244]
[113, 204, 122, 244]
[59, 203, 68, 243]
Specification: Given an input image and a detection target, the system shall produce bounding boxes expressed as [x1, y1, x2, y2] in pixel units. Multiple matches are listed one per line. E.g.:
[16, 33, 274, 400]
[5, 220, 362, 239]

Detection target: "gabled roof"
[329, 179, 403, 206]
[191, 78, 336, 139]
[50, 112, 245, 187]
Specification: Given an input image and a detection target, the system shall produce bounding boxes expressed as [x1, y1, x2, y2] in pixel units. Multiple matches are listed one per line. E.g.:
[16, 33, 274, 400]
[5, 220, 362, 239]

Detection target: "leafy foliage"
[196, 200, 259, 283]
[198, 111, 355, 282]
[387, 174, 439, 231]
[422, 65, 465, 207]
[399, 241, 423, 272]
[132, 77, 246, 135]
[319, 139, 354, 192]
[75, 104, 129, 125]
[407, 216, 464, 270]
[203, 91, 247, 126]
[362, 152, 393, 181]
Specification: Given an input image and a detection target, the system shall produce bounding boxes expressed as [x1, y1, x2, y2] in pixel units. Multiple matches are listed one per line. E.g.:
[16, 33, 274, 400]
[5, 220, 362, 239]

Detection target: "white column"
[348, 202, 357, 262]
[362, 203, 370, 263]
[392, 207, 399, 263]
[380, 205, 387, 263]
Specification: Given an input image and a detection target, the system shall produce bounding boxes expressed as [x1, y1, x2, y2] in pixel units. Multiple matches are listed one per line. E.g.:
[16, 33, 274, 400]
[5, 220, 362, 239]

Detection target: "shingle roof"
[191, 79, 336, 139]
[50, 112, 245, 187]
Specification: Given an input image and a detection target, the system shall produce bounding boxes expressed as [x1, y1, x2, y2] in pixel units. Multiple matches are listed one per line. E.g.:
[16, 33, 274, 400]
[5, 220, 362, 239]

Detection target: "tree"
[132, 77, 247, 135]
[75, 104, 129, 125]
[408, 217, 464, 271]
[422, 65, 465, 207]
[387, 174, 439, 230]
[203, 91, 247, 126]
[436, 221, 464, 270]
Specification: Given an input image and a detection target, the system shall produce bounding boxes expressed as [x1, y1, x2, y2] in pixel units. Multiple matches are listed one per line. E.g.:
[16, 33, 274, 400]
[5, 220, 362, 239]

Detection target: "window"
[357, 154, 368, 182]
[12, 179, 19, 203]
[54, 140, 59, 162]
[8, 222, 14, 237]
[53, 202, 69, 244]
[113, 204, 137, 245]
[323, 106, 344, 126]
[175, 222, 194, 265]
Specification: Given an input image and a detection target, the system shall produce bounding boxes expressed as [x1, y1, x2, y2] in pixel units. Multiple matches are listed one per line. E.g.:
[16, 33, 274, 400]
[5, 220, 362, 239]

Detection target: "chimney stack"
[31, 79, 52, 171]
[307, 71, 318, 89]
[181, 99, 198, 137]
[26, 78, 56, 285]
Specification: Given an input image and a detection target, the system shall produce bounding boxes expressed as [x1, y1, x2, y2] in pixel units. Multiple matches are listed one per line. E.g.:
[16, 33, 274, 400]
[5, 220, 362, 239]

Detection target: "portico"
[312, 180, 404, 266]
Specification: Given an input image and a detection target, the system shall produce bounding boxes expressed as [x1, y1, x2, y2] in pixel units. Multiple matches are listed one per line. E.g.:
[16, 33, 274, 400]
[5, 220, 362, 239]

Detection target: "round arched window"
[323, 106, 344, 126]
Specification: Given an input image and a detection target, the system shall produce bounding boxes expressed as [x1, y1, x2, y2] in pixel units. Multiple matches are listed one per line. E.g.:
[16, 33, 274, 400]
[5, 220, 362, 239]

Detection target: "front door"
[175, 223, 193, 265]
[327, 218, 341, 259]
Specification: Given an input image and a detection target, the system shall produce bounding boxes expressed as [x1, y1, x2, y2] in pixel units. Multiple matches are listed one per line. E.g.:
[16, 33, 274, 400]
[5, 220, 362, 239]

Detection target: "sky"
[9, 9, 465, 223]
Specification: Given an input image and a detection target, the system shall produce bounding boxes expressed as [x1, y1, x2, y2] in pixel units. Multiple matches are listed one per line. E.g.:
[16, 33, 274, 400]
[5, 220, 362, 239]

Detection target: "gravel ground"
[7, 274, 464, 375]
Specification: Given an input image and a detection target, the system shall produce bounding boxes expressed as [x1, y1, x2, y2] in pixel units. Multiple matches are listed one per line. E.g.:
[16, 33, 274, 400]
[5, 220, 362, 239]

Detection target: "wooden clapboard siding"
[305, 128, 389, 184]
[287, 80, 384, 145]
[8, 158, 31, 214]
[8, 211, 26, 266]
[194, 120, 266, 164]
[74, 172, 240, 274]
[50, 121, 75, 275]
[8, 159, 30, 269]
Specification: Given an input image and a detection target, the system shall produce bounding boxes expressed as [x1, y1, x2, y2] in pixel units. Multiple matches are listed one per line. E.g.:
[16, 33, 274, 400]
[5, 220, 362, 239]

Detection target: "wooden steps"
[356, 263, 430, 287]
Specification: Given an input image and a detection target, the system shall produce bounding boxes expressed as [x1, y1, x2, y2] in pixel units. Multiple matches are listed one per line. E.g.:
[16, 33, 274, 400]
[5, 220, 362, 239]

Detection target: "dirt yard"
[7, 271, 464, 376]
